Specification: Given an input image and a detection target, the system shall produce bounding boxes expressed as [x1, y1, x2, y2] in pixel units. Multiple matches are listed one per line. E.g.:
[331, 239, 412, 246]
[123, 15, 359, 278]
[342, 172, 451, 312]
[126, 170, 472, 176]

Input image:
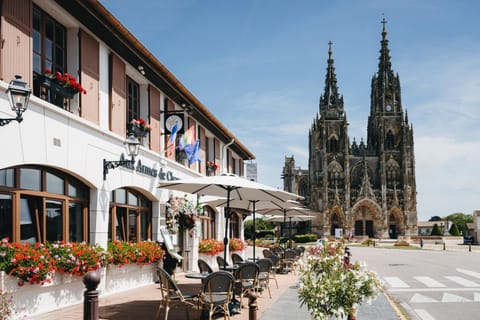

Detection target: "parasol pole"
[223, 188, 231, 270]
[252, 200, 257, 260]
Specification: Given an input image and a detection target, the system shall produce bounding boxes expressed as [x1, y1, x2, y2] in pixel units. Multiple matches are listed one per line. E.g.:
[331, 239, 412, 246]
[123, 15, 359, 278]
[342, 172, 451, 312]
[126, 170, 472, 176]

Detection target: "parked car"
[463, 236, 474, 245]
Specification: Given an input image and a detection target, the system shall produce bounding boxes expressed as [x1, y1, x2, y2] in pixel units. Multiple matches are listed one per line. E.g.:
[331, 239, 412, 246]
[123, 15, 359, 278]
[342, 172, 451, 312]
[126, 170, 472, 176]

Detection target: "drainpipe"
[221, 139, 234, 174]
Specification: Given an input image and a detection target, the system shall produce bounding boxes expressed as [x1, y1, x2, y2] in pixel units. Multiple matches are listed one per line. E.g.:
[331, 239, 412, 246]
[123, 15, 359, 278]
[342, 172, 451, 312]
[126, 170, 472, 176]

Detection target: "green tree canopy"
[429, 216, 443, 221]
[446, 212, 472, 236]
[243, 218, 275, 240]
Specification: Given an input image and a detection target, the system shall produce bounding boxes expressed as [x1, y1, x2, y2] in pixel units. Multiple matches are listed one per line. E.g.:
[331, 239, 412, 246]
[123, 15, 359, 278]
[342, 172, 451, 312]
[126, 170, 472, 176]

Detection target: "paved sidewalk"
[29, 270, 403, 320]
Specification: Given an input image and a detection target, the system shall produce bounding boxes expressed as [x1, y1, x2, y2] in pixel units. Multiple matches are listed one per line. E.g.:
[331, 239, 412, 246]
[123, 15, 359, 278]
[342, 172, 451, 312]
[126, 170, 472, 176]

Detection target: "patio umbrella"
[158, 173, 302, 269]
[258, 207, 317, 248]
[203, 198, 300, 260]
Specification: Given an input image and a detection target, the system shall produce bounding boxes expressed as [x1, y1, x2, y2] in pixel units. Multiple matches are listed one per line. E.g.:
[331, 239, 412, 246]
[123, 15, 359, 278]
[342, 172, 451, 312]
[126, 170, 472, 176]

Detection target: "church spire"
[377, 17, 395, 94]
[319, 41, 344, 119]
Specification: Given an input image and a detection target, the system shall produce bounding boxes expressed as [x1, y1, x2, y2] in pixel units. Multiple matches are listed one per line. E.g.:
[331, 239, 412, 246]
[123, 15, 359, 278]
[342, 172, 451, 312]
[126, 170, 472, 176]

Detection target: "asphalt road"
[350, 245, 480, 320]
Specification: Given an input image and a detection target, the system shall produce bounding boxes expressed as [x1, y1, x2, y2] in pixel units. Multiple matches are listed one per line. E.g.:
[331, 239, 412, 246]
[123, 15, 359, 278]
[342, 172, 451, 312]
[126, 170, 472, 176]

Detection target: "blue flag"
[184, 140, 201, 164]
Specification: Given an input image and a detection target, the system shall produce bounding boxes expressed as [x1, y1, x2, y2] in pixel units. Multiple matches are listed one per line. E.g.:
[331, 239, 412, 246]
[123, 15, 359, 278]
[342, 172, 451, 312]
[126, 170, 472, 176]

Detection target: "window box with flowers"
[0, 238, 163, 318]
[128, 118, 152, 138]
[41, 69, 87, 98]
[165, 195, 198, 235]
[198, 239, 224, 268]
[229, 238, 248, 253]
[206, 161, 219, 174]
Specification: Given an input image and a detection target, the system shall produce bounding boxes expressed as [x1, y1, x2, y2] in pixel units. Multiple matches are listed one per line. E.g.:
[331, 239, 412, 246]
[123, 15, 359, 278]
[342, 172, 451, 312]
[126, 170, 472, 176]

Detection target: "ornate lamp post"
[0, 75, 31, 126]
[103, 133, 140, 180]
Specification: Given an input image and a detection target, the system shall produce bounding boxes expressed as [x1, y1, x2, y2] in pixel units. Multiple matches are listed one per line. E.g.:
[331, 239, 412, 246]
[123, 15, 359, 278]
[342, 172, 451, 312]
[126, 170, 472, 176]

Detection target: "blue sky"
[101, 0, 480, 221]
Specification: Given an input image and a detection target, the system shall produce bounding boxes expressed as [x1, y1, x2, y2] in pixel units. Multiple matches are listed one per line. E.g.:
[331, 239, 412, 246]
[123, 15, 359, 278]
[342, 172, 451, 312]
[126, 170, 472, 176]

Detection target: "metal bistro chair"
[256, 258, 273, 298]
[199, 271, 236, 320]
[198, 258, 214, 274]
[231, 252, 244, 265]
[234, 262, 260, 308]
[265, 254, 280, 288]
[156, 267, 199, 320]
[262, 248, 273, 258]
[283, 249, 298, 274]
[216, 255, 229, 270]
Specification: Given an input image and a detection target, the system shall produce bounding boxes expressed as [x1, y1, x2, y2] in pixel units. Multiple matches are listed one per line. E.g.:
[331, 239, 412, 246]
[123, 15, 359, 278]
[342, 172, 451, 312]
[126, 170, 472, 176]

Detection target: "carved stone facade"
[284, 20, 417, 239]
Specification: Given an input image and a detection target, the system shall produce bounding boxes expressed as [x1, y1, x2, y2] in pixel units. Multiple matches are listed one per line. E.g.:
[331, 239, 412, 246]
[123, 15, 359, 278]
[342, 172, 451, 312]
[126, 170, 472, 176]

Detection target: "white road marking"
[474, 292, 480, 302]
[384, 276, 409, 288]
[390, 287, 480, 292]
[456, 268, 480, 279]
[410, 293, 438, 303]
[415, 309, 436, 320]
[414, 276, 446, 288]
[441, 292, 471, 302]
[445, 276, 480, 287]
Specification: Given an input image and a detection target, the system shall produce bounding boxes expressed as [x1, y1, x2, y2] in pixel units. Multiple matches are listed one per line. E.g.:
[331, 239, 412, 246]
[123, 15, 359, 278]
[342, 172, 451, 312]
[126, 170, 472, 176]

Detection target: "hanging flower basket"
[206, 161, 219, 173]
[165, 195, 198, 234]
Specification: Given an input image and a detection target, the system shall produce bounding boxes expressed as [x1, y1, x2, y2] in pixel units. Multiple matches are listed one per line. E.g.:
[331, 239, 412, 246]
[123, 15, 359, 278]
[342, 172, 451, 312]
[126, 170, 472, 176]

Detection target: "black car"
[463, 236, 474, 245]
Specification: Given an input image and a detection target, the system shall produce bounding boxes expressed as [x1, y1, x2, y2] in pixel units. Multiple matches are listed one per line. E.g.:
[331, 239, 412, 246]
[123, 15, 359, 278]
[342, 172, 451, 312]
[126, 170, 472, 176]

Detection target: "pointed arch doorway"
[352, 201, 381, 238]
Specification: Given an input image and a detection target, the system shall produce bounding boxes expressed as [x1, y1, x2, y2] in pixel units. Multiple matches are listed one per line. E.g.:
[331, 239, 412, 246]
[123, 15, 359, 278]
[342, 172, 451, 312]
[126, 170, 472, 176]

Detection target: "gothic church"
[286, 20, 418, 239]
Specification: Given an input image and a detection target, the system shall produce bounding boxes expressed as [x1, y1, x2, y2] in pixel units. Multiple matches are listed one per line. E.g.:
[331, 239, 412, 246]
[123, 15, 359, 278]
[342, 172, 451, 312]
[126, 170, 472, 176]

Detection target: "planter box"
[0, 271, 84, 319]
[104, 263, 156, 294]
[0, 263, 156, 319]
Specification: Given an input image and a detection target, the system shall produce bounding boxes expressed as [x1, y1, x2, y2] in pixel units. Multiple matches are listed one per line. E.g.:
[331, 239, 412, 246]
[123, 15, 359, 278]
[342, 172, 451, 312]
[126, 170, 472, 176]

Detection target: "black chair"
[262, 248, 273, 258]
[271, 246, 284, 258]
[266, 254, 280, 288]
[256, 258, 273, 298]
[283, 249, 298, 274]
[198, 258, 214, 274]
[199, 271, 236, 320]
[233, 262, 260, 308]
[216, 255, 229, 269]
[156, 267, 198, 320]
[231, 252, 244, 265]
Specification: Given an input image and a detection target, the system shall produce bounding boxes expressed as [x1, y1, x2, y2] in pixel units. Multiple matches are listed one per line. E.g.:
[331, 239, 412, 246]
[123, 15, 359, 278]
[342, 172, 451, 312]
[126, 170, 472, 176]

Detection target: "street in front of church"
[351, 245, 480, 320]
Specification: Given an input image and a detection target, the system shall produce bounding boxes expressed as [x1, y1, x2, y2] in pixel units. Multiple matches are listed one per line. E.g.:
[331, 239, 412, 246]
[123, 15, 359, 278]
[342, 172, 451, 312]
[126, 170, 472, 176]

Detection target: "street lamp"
[103, 133, 140, 180]
[0, 75, 31, 126]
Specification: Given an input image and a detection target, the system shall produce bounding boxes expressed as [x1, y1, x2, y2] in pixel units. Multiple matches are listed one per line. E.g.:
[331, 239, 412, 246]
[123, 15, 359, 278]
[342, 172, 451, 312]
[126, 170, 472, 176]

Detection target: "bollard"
[83, 271, 101, 320]
[248, 289, 258, 320]
[443, 242, 446, 251]
[373, 240, 375, 247]
[469, 244, 472, 252]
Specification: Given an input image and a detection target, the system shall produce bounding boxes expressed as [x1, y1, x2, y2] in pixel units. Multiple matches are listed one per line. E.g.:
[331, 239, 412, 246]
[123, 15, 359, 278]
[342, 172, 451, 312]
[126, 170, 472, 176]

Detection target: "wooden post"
[83, 271, 101, 320]
[248, 289, 258, 320]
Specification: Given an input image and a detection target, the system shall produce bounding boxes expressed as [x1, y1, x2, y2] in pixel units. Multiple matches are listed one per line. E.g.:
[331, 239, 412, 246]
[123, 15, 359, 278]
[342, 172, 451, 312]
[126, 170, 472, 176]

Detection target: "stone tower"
[307, 19, 417, 239]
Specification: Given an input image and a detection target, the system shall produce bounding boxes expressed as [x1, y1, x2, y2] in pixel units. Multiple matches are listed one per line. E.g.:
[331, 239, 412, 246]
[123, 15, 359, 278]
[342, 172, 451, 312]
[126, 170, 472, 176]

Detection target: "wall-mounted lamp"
[137, 65, 145, 75]
[103, 133, 140, 180]
[0, 75, 31, 127]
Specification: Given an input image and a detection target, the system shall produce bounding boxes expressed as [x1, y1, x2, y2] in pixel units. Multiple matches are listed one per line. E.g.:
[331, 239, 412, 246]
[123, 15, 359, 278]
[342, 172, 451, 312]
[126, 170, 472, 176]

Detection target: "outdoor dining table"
[185, 272, 210, 280]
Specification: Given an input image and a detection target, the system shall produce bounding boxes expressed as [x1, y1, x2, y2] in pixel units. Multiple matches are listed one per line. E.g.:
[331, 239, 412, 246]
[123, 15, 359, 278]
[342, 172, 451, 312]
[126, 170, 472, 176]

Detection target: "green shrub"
[449, 223, 461, 236]
[293, 234, 318, 243]
[431, 223, 443, 236]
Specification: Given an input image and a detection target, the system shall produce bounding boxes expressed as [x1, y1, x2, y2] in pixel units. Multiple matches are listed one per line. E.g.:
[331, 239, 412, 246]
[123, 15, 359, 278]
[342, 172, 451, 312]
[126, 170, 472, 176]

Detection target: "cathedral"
[284, 20, 418, 239]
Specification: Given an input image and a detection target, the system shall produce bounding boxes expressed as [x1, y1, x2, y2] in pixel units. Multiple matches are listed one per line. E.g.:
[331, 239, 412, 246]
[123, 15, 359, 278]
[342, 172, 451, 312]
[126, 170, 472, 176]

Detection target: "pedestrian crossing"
[383, 268, 480, 304]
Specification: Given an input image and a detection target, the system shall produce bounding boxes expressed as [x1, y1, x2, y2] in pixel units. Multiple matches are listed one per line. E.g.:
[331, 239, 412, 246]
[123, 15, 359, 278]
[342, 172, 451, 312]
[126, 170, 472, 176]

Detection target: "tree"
[429, 216, 443, 221]
[446, 212, 473, 236]
[431, 223, 442, 236]
[449, 223, 461, 236]
[243, 218, 274, 240]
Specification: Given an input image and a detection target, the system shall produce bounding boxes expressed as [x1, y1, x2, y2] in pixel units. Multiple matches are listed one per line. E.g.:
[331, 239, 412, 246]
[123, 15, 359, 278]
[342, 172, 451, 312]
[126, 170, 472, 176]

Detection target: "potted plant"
[298, 242, 381, 320]
[206, 161, 219, 173]
[43, 69, 87, 98]
[165, 195, 198, 235]
[198, 239, 224, 256]
[128, 118, 152, 138]
[229, 238, 248, 252]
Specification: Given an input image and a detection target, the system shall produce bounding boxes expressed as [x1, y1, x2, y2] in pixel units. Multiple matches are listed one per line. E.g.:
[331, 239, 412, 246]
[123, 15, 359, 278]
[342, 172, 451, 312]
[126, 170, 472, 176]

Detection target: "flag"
[166, 123, 178, 157]
[184, 140, 201, 165]
[178, 125, 195, 150]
